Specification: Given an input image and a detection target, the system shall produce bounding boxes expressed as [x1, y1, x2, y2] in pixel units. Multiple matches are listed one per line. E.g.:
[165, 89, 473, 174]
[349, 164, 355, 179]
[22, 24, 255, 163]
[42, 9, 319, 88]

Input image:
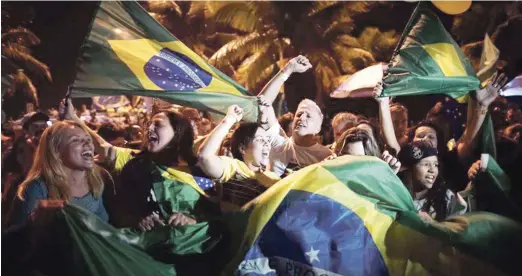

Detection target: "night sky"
[3, 1, 100, 109]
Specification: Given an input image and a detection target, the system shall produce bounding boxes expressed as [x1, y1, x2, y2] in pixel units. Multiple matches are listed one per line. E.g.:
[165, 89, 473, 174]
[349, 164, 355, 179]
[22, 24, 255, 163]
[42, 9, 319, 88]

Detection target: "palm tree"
[2, 27, 52, 118]
[142, 1, 230, 58]
[205, 1, 400, 110]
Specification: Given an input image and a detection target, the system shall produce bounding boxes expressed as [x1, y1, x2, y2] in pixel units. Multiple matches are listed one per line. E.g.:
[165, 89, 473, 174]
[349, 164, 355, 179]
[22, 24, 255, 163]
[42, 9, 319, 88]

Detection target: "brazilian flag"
[223, 156, 522, 276]
[70, 1, 258, 121]
[382, 2, 480, 102]
[472, 154, 522, 220]
[8, 156, 521, 275]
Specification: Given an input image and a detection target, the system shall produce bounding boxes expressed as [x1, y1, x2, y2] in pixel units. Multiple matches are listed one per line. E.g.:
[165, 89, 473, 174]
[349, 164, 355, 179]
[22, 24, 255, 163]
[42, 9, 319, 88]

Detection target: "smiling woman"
[398, 141, 467, 221]
[5, 121, 108, 228]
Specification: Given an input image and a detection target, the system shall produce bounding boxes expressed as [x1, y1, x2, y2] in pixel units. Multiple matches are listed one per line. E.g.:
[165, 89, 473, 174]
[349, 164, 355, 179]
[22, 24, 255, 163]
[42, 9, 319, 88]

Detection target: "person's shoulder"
[20, 178, 48, 199]
[113, 146, 140, 171]
[220, 156, 251, 174]
[309, 143, 334, 155]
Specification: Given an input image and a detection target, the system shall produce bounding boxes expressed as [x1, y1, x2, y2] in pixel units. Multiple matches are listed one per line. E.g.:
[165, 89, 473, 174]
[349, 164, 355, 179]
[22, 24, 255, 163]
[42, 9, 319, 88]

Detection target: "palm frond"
[313, 65, 331, 98]
[336, 2, 374, 18]
[323, 19, 355, 40]
[205, 32, 240, 46]
[209, 30, 277, 69]
[357, 27, 380, 51]
[357, 27, 398, 61]
[146, 0, 182, 17]
[307, 49, 342, 76]
[308, 1, 341, 17]
[209, 2, 274, 33]
[332, 45, 375, 74]
[3, 42, 31, 55]
[11, 69, 38, 104]
[333, 34, 361, 48]
[236, 43, 279, 90]
[370, 30, 399, 61]
[187, 1, 209, 19]
[2, 44, 52, 81]
[1, 27, 40, 47]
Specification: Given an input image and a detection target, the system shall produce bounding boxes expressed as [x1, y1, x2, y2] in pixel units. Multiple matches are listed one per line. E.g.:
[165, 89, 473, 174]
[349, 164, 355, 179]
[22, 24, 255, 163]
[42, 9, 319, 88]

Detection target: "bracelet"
[477, 105, 488, 115]
[280, 71, 291, 81]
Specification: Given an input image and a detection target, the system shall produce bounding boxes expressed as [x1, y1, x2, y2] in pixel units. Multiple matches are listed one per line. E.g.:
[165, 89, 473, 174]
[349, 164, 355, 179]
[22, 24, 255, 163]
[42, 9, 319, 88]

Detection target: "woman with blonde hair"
[6, 120, 108, 228]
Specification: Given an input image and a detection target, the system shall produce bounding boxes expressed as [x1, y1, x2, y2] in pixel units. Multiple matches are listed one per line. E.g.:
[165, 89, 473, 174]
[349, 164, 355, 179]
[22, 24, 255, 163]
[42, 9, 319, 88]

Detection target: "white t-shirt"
[266, 123, 332, 177]
[413, 189, 467, 219]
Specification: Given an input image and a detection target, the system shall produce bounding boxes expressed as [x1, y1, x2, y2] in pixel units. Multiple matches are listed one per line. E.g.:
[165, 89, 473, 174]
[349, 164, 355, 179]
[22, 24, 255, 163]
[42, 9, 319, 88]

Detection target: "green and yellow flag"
[473, 154, 521, 220]
[222, 155, 522, 275]
[382, 2, 480, 101]
[475, 34, 500, 157]
[71, 1, 258, 121]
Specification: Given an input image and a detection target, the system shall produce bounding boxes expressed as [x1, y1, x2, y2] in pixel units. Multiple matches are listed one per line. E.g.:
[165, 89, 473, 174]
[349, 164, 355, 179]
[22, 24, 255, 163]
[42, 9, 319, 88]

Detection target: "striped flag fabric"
[70, 1, 258, 121]
[223, 155, 522, 275]
[381, 2, 480, 102]
[22, 156, 522, 275]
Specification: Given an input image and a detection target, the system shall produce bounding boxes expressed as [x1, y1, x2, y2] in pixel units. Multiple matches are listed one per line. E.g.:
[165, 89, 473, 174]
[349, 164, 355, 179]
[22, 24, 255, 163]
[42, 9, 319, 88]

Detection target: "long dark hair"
[418, 176, 449, 221]
[139, 110, 198, 166]
[357, 119, 385, 154]
[401, 156, 449, 221]
[335, 127, 381, 157]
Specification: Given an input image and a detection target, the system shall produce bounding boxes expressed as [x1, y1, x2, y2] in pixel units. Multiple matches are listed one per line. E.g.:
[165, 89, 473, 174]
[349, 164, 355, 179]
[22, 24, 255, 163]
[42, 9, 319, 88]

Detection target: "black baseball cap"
[22, 112, 50, 130]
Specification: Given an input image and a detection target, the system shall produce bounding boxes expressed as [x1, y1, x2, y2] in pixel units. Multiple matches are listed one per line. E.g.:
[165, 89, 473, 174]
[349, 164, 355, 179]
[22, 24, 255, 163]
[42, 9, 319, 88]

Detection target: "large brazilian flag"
[70, 1, 258, 121]
[223, 155, 522, 276]
[382, 2, 480, 102]
[11, 156, 521, 275]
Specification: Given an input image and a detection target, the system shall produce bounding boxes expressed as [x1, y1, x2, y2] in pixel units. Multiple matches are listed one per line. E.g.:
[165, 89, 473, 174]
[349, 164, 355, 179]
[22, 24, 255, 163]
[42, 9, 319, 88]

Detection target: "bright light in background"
[113, 28, 122, 34]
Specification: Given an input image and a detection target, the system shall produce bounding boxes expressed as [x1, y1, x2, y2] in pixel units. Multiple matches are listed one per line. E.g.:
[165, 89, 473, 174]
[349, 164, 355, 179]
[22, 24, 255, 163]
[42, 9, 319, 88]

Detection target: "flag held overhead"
[381, 2, 480, 101]
[71, 1, 258, 121]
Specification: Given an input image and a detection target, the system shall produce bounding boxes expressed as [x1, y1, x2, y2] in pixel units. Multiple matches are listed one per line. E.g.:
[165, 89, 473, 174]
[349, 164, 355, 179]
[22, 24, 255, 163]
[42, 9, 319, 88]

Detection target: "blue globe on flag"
[144, 48, 212, 91]
[239, 190, 387, 275]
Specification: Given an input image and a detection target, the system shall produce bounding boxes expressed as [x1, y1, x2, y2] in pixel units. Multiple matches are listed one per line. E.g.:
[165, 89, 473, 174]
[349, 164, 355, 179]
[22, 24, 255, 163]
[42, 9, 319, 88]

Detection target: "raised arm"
[374, 82, 401, 154]
[198, 105, 243, 179]
[457, 73, 508, 159]
[257, 95, 279, 131]
[258, 55, 312, 105]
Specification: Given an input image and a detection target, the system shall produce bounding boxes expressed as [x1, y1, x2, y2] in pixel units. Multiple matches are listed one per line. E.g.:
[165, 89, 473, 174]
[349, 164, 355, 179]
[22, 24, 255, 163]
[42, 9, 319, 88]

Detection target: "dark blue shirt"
[6, 178, 108, 228]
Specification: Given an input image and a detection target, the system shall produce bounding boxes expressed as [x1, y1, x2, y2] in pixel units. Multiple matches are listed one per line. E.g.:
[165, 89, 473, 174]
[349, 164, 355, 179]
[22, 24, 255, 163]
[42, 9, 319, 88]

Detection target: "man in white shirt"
[257, 56, 332, 177]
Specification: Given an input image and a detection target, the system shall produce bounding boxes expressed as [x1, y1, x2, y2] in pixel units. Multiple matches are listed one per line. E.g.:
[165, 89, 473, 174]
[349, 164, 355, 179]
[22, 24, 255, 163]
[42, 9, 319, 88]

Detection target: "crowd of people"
[1, 56, 521, 275]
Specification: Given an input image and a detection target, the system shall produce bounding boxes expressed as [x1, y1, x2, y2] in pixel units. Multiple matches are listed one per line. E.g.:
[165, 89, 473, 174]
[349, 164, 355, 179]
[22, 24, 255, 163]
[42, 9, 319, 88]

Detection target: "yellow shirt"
[113, 147, 139, 172]
[216, 156, 280, 211]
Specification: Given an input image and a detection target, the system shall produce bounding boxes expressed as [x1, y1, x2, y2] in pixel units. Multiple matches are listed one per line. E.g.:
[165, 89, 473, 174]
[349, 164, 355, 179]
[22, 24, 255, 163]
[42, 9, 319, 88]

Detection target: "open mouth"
[295, 122, 306, 129]
[425, 175, 436, 183]
[148, 133, 158, 143]
[81, 150, 94, 159]
[261, 151, 269, 158]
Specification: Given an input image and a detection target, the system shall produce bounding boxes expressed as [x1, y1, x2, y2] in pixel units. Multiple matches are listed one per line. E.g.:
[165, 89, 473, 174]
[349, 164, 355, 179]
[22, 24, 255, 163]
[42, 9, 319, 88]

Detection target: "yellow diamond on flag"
[108, 38, 244, 96]
[423, 43, 468, 77]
